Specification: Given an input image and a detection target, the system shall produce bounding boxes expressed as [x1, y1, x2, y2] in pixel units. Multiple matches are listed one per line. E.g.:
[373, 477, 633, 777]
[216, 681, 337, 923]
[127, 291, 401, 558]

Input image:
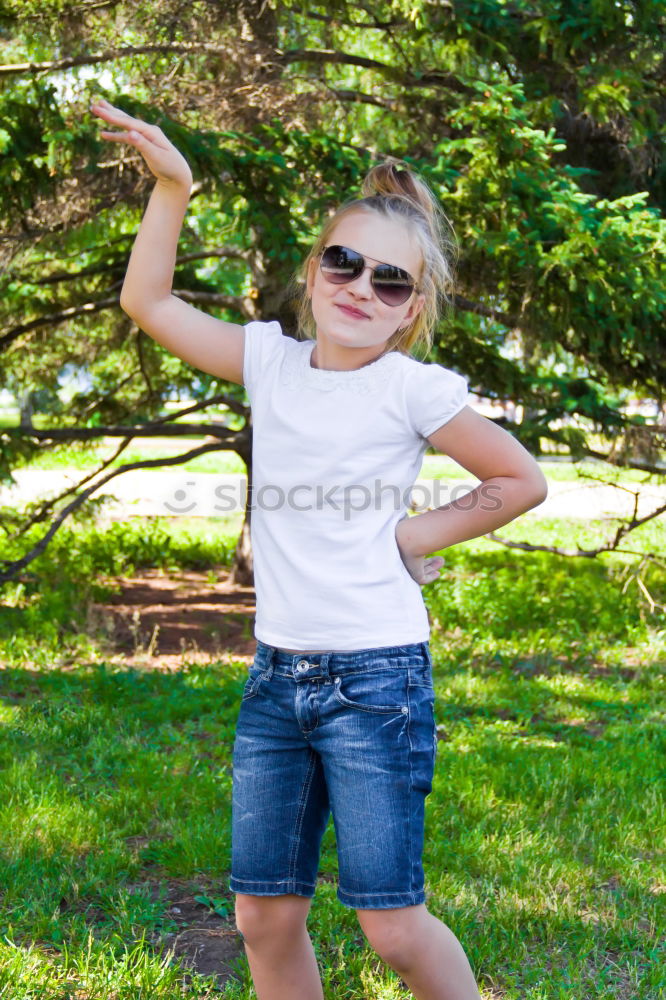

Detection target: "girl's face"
[306, 210, 425, 353]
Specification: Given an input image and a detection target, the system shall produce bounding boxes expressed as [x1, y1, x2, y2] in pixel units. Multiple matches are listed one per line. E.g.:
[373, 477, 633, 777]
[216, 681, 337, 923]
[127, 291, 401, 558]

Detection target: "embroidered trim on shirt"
[280, 340, 398, 394]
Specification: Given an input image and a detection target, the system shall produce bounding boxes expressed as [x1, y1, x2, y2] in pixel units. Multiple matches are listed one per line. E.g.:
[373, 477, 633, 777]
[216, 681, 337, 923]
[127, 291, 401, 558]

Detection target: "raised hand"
[91, 99, 193, 189]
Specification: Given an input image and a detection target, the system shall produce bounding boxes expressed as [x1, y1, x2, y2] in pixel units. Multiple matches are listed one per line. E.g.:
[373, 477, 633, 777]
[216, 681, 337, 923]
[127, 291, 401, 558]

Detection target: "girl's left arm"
[396, 406, 548, 569]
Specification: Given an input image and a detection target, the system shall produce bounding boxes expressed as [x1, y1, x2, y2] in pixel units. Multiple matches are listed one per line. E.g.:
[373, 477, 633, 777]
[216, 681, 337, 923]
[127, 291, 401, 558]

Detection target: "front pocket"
[333, 673, 408, 715]
[241, 669, 267, 701]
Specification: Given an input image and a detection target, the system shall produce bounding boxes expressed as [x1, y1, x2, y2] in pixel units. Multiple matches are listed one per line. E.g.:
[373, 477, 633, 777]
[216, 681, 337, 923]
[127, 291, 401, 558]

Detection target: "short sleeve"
[406, 362, 469, 440]
[243, 319, 286, 400]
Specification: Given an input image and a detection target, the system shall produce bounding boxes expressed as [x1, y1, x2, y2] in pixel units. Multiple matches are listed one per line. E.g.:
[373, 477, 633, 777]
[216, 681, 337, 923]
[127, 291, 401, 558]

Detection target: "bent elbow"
[119, 292, 135, 317]
[527, 471, 549, 508]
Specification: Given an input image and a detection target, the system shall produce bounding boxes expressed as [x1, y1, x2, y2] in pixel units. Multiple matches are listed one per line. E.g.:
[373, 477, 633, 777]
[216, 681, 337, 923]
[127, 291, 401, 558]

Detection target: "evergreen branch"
[0, 289, 247, 350]
[0, 44, 247, 76]
[171, 289, 245, 310]
[0, 43, 474, 95]
[10, 245, 246, 287]
[276, 48, 475, 94]
[0, 296, 120, 350]
[453, 295, 518, 328]
[323, 86, 399, 111]
[584, 447, 666, 476]
[303, 10, 409, 30]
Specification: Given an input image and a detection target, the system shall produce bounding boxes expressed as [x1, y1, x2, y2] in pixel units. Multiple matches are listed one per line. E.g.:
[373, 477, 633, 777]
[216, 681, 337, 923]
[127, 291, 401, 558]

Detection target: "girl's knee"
[235, 893, 312, 947]
[356, 904, 429, 972]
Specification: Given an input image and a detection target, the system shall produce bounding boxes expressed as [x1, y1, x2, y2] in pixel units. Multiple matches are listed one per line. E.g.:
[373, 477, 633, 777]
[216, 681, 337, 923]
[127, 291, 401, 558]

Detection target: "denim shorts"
[229, 639, 437, 909]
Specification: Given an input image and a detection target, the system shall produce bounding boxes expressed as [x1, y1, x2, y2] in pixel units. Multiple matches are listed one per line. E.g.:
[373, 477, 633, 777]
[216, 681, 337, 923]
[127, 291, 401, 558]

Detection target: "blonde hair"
[287, 159, 457, 358]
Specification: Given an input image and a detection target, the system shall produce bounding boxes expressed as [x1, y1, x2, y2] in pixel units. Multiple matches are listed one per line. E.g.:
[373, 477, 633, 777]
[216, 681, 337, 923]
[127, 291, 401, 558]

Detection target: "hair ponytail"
[360, 160, 437, 225]
[290, 157, 458, 357]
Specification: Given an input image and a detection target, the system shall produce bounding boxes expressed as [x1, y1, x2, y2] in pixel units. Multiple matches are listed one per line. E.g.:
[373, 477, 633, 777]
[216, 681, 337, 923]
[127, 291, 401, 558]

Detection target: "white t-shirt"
[243, 320, 469, 651]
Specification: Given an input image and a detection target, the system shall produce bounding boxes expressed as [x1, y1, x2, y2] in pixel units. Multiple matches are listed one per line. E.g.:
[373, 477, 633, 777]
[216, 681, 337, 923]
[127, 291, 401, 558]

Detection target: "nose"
[346, 265, 374, 298]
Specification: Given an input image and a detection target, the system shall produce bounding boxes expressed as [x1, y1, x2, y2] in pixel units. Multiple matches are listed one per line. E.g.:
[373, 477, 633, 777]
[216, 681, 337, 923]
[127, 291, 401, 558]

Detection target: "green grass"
[0, 516, 664, 998]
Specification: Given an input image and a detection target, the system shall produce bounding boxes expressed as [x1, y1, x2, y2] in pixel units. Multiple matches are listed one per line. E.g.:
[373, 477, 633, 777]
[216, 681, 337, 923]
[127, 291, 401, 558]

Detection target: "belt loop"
[264, 644, 275, 680]
[320, 652, 331, 678]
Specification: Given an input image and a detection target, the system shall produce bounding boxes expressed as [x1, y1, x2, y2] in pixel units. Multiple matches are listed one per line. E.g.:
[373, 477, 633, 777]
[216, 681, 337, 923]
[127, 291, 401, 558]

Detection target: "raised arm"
[91, 99, 245, 385]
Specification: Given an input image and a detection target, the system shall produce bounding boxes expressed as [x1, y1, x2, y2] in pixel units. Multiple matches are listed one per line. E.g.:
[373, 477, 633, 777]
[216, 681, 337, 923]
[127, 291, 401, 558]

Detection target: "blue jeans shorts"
[229, 639, 437, 909]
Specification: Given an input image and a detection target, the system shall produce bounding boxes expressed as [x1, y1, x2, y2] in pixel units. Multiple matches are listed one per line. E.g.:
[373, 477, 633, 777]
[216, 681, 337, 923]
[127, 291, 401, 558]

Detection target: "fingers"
[98, 129, 143, 144]
[422, 555, 444, 584]
[425, 556, 444, 571]
[91, 99, 161, 143]
[91, 98, 141, 129]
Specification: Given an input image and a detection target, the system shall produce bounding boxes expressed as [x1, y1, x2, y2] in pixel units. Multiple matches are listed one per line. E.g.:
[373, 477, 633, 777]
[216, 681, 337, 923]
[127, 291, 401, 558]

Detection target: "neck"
[310, 337, 391, 372]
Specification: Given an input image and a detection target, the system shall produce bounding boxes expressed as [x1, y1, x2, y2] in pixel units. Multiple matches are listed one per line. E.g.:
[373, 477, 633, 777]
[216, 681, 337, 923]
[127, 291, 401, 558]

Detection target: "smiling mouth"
[336, 304, 368, 319]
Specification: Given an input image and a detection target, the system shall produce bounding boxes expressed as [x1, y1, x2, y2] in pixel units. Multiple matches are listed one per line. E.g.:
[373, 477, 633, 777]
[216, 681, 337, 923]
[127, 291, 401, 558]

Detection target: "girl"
[92, 98, 547, 1000]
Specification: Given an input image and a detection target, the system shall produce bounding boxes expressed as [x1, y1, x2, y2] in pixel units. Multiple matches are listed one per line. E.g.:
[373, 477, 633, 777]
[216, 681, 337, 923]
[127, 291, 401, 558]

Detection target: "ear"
[306, 257, 317, 297]
[404, 292, 425, 325]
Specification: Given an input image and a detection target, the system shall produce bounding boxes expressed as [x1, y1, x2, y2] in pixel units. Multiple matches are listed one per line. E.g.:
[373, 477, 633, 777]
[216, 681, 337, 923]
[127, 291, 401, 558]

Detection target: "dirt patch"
[156, 881, 244, 987]
[89, 567, 257, 669]
[128, 879, 244, 987]
[167, 926, 243, 984]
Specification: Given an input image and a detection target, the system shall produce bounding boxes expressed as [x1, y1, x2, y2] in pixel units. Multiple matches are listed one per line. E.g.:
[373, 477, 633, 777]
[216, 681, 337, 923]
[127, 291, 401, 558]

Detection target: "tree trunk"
[229, 504, 254, 586]
[229, 442, 254, 587]
[19, 391, 34, 428]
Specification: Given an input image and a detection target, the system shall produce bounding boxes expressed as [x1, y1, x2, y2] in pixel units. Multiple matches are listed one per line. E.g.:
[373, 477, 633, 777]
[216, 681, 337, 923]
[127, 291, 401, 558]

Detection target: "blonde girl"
[93, 98, 547, 1000]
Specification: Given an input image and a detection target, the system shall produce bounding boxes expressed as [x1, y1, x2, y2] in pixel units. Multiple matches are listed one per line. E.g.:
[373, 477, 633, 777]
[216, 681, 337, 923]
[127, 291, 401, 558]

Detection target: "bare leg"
[357, 904, 482, 1000]
[235, 893, 324, 1000]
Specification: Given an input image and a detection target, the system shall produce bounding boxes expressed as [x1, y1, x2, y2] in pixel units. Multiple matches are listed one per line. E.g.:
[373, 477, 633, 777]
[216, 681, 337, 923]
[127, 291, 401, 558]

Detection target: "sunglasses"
[318, 244, 418, 307]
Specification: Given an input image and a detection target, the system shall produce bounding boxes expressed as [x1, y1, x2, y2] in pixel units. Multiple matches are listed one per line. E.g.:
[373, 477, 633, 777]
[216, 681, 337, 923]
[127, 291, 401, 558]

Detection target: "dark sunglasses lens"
[373, 266, 414, 306]
[320, 245, 414, 305]
[320, 245, 363, 282]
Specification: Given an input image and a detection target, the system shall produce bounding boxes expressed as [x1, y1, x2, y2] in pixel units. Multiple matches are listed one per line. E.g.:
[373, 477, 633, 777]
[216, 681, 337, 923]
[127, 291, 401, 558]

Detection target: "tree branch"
[0, 440, 233, 584]
[10, 248, 245, 288]
[171, 289, 245, 310]
[303, 10, 409, 30]
[277, 48, 475, 94]
[0, 296, 120, 350]
[10, 434, 134, 538]
[0, 43, 474, 95]
[584, 447, 666, 476]
[4, 392, 250, 445]
[324, 86, 399, 111]
[5, 421, 242, 443]
[74, 369, 141, 422]
[148, 392, 249, 421]
[453, 294, 518, 328]
[0, 288, 247, 351]
[0, 43, 254, 76]
[6, 387, 252, 537]
[487, 499, 666, 557]
[135, 327, 155, 403]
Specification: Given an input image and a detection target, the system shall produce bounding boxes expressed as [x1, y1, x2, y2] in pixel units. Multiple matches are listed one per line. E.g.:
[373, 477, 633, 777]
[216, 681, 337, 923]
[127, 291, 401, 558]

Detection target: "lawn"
[0, 513, 664, 998]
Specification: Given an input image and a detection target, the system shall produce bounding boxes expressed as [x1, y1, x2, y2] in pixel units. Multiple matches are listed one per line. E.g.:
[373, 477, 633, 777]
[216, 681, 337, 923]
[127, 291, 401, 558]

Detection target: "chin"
[326, 325, 362, 346]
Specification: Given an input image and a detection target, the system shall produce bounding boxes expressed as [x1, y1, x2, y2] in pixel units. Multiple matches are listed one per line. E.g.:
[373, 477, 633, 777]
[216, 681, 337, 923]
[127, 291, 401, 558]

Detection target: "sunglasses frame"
[317, 244, 419, 307]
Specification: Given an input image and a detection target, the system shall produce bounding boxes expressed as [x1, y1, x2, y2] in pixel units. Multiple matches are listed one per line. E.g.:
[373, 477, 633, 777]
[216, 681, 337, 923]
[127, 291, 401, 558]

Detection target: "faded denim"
[229, 639, 437, 909]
